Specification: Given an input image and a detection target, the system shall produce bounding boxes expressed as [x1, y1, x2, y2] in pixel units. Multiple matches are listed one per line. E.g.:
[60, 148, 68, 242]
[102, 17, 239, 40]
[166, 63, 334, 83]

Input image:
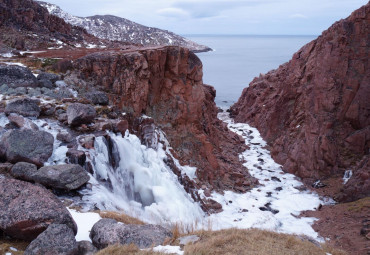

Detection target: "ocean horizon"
[186, 34, 317, 107]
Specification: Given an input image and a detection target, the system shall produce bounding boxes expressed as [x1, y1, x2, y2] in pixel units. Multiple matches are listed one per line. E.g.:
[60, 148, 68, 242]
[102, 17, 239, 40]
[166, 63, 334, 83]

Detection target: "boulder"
[38, 79, 54, 89]
[0, 129, 54, 167]
[57, 131, 74, 143]
[5, 97, 40, 117]
[32, 164, 89, 191]
[7, 113, 39, 130]
[24, 224, 77, 255]
[90, 218, 172, 249]
[0, 65, 38, 88]
[0, 177, 77, 240]
[83, 91, 109, 105]
[67, 103, 96, 126]
[37, 72, 61, 83]
[10, 162, 37, 181]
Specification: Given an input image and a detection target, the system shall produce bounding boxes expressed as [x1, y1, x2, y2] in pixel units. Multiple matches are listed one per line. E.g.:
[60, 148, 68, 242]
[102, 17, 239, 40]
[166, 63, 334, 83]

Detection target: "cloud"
[290, 13, 308, 19]
[156, 7, 189, 18]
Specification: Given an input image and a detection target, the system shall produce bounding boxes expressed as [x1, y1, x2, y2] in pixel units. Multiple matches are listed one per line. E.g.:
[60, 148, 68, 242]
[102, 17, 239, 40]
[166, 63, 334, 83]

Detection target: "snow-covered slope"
[37, 1, 211, 52]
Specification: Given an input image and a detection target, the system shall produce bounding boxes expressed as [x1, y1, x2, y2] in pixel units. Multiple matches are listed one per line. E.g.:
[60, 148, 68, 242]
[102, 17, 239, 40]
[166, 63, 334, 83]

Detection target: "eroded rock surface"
[0, 65, 38, 88]
[90, 218, 172, 249]
[0, 177, 77, 240]
[230, 3, 370, 201]
[5, 97, 40, 117]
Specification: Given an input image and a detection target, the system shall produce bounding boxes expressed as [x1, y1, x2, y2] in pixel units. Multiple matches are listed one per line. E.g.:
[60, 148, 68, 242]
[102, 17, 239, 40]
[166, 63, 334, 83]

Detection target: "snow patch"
[67, 209, 101, 241]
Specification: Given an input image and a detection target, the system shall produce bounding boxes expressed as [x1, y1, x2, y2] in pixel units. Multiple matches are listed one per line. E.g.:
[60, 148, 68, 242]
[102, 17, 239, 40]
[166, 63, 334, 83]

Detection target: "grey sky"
[45, 0, 368, 35]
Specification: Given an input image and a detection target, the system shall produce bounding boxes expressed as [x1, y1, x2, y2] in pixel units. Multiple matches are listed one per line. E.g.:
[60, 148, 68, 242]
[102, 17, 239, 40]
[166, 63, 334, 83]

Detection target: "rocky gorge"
[0, 0, 368, 254]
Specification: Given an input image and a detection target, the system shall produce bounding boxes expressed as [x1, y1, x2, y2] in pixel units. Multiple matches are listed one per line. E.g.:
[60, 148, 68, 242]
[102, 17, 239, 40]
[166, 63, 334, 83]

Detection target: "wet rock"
[32, 164, 89, 190]
[0, 65, 38, 88]
[37, 72, 61, 83]
[0, 129, 54, 167]
[5, 98, 40, 117]
[24, 224, 77, 255]
[83, 91, 109, 105]
[67, 149, 86, 166]
[10, 162, 37, 181]
[0, 177, 77, 240]
[75, 241, 97, 255]
[202, 199, 223, 214]
[7, 113, 38, 130]
[259, 202, 279, 214]
[67, 103, 96, 126]
[90, 218, 172, 249]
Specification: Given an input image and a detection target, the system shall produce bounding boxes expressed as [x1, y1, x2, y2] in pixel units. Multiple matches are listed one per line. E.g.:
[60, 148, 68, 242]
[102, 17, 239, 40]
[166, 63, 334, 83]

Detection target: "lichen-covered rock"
[5, 97, 40, 117]
[67, 103, 96, 126]
[230, 3, 370, 201]
[0, 129, 54, 167]
[24, 224, 77, 255]
[33, 164, 89, 190]
[0, 65, 38, 88]
[37, 72, 61, 83]
[0, 177, 77, 240]
[90, 218, 172, 249]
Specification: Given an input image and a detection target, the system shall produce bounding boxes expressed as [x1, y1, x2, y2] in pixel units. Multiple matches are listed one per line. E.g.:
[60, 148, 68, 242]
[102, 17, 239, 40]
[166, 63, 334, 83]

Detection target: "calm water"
[186, 35, 316, 107]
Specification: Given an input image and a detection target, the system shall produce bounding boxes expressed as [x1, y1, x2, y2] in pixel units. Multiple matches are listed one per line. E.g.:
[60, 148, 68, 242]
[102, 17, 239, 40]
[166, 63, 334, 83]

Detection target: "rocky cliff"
[231, 3, 369, 202]
[71, 46, 255, 194]
[38, 1, 211, 52]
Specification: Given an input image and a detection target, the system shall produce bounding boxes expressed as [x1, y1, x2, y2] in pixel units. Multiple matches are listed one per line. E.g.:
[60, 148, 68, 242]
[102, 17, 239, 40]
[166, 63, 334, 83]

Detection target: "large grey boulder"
[0, 177, 77, 241]
[0, 129, 54, 167]
[90, 218, 172, 249]
[67, 103, 96, 126]
[33, 164, 89, 190]
[5, 98, 41, 117]
[24, 224, 77, 255]
[0, 65, 38, 88]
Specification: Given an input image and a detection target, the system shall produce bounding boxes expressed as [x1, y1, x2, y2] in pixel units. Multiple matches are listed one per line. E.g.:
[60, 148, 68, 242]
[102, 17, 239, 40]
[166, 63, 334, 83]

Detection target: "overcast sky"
[45, 0, 368, 35]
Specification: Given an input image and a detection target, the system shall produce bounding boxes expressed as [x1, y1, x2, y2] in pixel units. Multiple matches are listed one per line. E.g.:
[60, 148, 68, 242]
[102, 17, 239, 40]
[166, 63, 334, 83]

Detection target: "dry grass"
[346, 197, 370, 212]
[99, 211, 145, 225]
[183, 228, 347, 255]
[95, 243, 168, 255]
[0, 238, 29, 255]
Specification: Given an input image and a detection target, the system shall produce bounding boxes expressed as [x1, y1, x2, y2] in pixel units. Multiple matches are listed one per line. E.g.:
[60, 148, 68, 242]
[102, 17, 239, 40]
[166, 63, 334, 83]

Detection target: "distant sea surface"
[186, 35, 317, 107]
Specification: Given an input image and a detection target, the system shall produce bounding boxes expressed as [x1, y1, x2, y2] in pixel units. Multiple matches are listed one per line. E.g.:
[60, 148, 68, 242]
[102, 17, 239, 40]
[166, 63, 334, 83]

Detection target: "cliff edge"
[231, 3, 369, 202]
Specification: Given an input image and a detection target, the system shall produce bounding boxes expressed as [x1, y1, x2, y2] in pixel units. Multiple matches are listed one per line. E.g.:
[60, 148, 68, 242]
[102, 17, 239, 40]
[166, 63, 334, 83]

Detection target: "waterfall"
[79, 131, 205, 226]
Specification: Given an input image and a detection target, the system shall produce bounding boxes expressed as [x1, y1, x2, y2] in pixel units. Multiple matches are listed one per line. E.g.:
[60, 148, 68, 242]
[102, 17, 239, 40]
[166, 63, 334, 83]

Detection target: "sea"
[186, 35, 317, 108]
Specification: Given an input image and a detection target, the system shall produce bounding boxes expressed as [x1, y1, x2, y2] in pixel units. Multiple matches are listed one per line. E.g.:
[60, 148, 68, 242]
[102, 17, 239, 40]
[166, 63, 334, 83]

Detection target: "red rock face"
[231, 3, 370, 201]
[74, 46, 256, 193]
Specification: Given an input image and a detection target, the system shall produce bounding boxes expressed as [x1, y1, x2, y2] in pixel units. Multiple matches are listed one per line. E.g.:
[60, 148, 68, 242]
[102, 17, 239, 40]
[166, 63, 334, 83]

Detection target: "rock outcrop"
[73, 46, 255, 194]
[231, 3, 370, 201]
[90, 218, 172, 249]
[24, 224, 77, 255]
[0, 177, 77, 240]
